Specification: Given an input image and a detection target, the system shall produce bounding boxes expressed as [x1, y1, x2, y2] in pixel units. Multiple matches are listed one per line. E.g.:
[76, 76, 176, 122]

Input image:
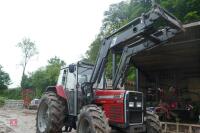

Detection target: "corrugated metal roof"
[183, 21, 200, 28]
[170, 21, 200, 43]
[132, 21, 200, 72]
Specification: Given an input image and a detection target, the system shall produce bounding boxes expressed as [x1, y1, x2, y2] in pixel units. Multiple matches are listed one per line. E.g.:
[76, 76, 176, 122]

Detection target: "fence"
[3, 100, 24, 109]
[161, 122, 200, 133]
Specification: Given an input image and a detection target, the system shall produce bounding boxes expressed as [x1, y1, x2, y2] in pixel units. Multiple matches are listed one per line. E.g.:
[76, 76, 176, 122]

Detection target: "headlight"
[136, 102, 142, 108]
[129, 102, 134, 107]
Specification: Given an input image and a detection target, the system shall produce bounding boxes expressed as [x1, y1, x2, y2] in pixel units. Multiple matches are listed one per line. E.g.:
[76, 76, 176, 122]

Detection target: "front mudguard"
[45, 85, 67, 100]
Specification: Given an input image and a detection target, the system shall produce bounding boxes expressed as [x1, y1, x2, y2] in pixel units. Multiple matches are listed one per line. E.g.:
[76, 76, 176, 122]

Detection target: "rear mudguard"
[45, 85, 67, 100]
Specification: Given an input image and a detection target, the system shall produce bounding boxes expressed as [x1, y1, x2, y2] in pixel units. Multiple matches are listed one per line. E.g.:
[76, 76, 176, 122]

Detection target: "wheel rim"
[37, 101, 49, 132]
[79, 118, 92, 133]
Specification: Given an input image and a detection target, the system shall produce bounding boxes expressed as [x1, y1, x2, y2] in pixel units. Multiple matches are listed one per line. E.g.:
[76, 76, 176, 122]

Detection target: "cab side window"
[57, 69, 68, 86]
[65, 68, 76, 90]
[62, 69, 67, 85]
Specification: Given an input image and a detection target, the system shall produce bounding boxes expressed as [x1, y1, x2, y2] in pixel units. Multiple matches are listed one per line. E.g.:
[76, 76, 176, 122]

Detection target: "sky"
[0, 0, 121, 88]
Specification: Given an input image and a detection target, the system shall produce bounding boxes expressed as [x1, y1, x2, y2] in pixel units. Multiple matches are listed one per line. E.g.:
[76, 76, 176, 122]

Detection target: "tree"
[102, 0, 150, 36]
[86, 35, 102, 63]
[159, 0, 200, 23]
[20, 74, 33, 89]
[45, 56, 66, 87]
[86, 0, 150, 79]
[85, 0, 200, 80]
[0, 65, 11, 90]
[17, 37, 38, 88]
[48, 56, 66, 67]
[23, 56, 66, 97]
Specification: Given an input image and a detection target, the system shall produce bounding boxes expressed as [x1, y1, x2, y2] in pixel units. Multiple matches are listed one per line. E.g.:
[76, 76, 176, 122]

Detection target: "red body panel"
[55, 85, 67, 99]
[95, 90, 126, 124]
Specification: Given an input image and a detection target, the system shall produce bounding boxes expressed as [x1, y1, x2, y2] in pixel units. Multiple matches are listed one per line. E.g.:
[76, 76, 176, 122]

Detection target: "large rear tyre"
[146, 120, 161, 133]
[36, 91, 66, 133]
[77, 104, 111, 133]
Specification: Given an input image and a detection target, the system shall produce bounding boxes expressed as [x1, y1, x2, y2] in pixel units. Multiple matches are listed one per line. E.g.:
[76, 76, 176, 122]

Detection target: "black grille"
[126, 91, 143, 124]
[129, 110, 143, 123]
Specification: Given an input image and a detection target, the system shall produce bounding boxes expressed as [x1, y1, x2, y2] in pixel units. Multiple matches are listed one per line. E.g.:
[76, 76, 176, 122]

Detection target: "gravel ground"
[0, 108, 120, 133]
[0, 108, 36, 133]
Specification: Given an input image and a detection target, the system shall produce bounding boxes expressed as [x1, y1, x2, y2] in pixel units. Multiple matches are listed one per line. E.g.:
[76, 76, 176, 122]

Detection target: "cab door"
[64, 66, 78, 116]
[57, 66, 78, 116]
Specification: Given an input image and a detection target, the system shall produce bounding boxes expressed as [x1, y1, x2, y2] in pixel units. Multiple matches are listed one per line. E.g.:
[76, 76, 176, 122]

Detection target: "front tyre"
[36, 91, 66, 133]
[146, 120, 161, 133]
[77, 104, 111, 133]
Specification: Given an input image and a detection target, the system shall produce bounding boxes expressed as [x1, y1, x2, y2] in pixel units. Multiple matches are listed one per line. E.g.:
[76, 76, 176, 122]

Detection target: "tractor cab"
[57, 61, 105, 116]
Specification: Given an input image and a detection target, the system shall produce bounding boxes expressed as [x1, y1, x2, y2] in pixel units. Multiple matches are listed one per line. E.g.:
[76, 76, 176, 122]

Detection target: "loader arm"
[89, 4, 183, 92]
[112, 28, 179, 89]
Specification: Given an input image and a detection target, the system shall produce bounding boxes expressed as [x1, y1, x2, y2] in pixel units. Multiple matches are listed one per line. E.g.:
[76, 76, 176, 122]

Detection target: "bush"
[0, 88, 22, 100]
[0, 97, 6, 107]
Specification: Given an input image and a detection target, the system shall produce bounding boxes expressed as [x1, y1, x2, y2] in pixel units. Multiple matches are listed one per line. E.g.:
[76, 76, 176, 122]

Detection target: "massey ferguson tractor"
[36, 4, 183, 133]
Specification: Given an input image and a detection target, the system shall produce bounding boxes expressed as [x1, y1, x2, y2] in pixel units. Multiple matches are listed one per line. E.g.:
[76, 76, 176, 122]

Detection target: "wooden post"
[164, 123, 167, 133]
[189, 125, 192, 133]
[176, 122, 179, 133]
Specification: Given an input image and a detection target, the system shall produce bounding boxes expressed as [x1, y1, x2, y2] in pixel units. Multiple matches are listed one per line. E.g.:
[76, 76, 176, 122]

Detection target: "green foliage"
[85, 0, 200, 81]
[21, 56, 66, 98]
[102, 0, 150, 35]
[0, 88, 22, 100]
[0, 96, 6, 107]
[86, 0, 151, 79]
[184, 11, 200, 23]
[0, 65, 11, 90]
[21, 74, 33, 89]
[48, 56, 66, 66]
[127, 66, 136, 80]
[17, 38, 38, 60]
[160, 0, 200, 23]
[86, 36, 102, 63]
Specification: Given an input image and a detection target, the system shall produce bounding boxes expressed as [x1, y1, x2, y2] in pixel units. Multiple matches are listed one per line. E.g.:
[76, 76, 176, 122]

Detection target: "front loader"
[36, 4, 183, 133]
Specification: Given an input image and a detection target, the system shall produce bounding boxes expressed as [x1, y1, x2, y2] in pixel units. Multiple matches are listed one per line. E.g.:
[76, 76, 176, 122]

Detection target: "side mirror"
[69, 64, 76, 73]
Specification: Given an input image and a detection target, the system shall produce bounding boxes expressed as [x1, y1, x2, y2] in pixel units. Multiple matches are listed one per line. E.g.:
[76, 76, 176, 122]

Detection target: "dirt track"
[0, 108, 36, 133]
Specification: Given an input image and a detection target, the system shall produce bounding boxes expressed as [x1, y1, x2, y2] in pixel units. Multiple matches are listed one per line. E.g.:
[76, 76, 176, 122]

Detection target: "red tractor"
[36, 4, 183, 133]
